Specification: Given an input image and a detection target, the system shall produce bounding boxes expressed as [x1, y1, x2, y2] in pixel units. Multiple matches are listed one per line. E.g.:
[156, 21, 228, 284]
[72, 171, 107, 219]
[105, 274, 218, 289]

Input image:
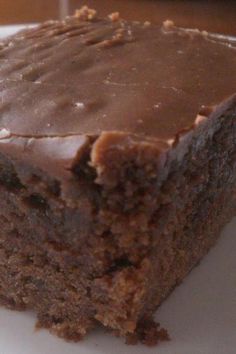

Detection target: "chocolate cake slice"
[0, 8, 235, 344]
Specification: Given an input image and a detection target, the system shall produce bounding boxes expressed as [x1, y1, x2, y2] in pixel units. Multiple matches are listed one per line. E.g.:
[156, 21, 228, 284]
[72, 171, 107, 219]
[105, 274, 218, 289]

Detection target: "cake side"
[0, 96, 235, 343]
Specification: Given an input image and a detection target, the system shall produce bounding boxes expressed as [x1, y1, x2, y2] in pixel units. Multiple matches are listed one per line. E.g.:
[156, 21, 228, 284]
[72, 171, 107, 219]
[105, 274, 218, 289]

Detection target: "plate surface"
[0, 24, 235, 354]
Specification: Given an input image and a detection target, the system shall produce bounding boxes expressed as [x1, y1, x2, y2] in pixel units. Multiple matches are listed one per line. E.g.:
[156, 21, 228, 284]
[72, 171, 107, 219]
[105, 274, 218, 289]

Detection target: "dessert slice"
[0, 8, 235, 344]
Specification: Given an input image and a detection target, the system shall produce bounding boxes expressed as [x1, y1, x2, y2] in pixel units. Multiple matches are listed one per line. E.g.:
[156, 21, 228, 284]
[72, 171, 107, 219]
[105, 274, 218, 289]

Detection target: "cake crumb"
[167, 138, 175, 146]
[108, 12, 120, 22]
[163, 19, 175, 30]
[144, 21, 151, 28]
[202, 30, 208, 37]
[74, 6, 97, 21]
[0, 128, 11, 139]
[195, 114, 207, 126]
[125, 316, 170, 346]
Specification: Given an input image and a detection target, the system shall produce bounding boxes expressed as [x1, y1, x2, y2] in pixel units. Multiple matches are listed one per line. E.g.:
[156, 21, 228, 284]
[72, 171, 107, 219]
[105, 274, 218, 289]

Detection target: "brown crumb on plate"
[125, 316, 170, 346]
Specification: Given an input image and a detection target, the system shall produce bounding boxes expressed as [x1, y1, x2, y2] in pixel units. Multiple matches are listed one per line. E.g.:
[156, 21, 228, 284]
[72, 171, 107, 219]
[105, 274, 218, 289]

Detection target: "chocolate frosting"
[0, 13, 235, 179]
[0, 15, 235, 139]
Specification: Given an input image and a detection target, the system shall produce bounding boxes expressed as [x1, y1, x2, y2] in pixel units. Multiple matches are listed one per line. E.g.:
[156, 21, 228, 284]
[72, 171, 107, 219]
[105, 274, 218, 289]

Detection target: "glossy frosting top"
[0, 9, 235, 141]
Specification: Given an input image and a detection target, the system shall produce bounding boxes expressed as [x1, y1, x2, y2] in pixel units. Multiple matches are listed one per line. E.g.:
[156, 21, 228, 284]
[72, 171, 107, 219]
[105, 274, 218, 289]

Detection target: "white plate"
[0, 24, 36, 38]
[0, 24, 236, 354]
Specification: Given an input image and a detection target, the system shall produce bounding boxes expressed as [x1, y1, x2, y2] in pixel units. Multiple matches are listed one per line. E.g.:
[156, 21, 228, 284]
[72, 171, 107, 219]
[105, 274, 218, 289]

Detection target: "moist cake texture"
[0, 8, 235, 344]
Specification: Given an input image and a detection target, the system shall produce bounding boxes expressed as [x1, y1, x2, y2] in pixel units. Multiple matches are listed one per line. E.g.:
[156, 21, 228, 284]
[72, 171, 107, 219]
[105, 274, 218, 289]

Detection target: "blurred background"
[0, 0, 235, 35]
